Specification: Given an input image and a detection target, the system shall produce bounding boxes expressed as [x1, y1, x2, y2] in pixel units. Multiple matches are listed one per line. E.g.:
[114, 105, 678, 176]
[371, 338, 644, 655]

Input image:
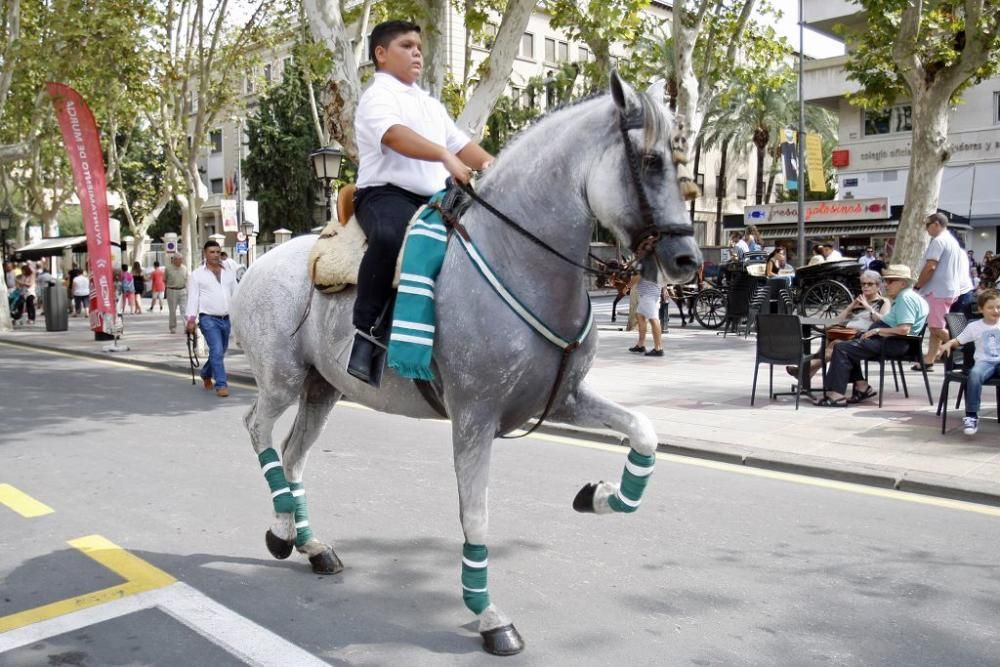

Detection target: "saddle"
[308, 182, 470, 294]
[308, 184, 402, 294]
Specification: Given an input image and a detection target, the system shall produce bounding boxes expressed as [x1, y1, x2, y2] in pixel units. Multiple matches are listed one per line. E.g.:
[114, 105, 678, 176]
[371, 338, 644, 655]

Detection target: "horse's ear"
[610, 70, 642, 124]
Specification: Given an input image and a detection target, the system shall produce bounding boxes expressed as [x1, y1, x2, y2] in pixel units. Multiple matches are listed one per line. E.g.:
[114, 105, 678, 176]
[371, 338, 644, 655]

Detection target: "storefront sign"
[745, 197, 890, 224]
[846, 128, 1000, 170]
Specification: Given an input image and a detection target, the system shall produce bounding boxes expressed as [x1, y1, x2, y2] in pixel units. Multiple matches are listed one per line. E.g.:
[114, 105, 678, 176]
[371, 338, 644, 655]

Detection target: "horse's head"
[587, 72, 702, 284]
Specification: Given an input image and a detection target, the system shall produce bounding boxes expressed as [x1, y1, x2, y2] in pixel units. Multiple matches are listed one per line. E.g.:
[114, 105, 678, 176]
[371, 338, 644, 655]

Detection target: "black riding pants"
[823, 333, 909, 395]
[352, 184, 428, 332]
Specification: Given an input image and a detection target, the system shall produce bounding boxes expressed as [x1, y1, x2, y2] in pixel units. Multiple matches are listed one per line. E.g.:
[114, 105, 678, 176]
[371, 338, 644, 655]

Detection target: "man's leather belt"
[200, 313, 229, 319]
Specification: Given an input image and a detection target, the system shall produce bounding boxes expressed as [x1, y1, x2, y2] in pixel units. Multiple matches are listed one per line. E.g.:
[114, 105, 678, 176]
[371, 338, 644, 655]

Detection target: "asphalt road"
[1, 344, 999, 666]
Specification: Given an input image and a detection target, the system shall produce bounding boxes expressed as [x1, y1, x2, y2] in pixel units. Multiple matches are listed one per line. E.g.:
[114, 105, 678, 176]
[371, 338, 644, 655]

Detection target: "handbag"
[824, 324, 859, 342]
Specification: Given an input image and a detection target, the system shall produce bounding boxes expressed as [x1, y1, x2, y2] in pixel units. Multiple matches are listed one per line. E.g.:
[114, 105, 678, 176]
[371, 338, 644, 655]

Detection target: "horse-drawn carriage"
[691, 255, 861, 330]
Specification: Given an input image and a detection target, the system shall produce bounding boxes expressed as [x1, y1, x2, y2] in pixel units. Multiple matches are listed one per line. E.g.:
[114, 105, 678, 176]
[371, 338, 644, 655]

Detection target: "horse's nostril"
[674, 255, 699, 271]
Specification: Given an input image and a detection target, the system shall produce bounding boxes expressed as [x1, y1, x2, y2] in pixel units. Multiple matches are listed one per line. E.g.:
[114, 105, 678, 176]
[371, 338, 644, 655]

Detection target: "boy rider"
[348, 20, 494, 385]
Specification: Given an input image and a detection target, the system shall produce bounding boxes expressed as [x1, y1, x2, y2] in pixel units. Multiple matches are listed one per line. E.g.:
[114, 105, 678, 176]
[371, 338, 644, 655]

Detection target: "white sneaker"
[962, 416, 979, 436]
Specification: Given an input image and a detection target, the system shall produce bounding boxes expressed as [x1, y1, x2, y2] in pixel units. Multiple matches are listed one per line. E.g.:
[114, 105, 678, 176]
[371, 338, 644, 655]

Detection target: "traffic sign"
[235, 241, 248, 254]
[236, 232, 247, 242]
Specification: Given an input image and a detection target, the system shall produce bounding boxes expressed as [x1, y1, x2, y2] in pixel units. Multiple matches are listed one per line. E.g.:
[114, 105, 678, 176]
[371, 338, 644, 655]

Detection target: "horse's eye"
[641, 153, 664, 172]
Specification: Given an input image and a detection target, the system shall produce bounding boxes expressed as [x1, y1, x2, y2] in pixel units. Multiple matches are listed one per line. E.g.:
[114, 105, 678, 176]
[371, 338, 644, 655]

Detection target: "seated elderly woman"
[788, 269, 890, 379]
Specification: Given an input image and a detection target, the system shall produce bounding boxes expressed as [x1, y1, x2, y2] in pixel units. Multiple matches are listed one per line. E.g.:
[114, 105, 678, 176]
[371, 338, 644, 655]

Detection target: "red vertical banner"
[47, 82, 116, 334]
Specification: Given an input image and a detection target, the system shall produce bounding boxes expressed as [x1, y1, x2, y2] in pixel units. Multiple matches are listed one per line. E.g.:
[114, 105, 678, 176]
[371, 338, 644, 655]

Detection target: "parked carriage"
[692, 256, 861, 330]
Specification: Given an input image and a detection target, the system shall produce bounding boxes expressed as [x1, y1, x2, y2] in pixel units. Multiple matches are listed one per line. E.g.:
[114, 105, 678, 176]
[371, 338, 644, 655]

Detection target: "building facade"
[802, 0, 1000, 260]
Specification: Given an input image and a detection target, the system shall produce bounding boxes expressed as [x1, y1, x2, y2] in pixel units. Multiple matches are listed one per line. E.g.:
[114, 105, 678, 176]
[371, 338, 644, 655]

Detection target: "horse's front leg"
[452, 417, 525, 656]
[549, 380, 658, 515]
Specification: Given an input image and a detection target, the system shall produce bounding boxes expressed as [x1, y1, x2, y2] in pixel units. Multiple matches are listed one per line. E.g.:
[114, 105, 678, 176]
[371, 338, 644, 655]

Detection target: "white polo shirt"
[355, 72, 470, 196]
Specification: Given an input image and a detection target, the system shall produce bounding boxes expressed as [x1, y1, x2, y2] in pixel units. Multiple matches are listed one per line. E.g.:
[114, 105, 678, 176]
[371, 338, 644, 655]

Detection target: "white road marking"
[0, 582, 328, 666]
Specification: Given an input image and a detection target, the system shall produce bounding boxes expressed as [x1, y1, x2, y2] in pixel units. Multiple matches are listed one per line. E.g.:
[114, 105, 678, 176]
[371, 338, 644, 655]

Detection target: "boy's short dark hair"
[977, 288, 1000, 309]
[369, 20, 421, 66]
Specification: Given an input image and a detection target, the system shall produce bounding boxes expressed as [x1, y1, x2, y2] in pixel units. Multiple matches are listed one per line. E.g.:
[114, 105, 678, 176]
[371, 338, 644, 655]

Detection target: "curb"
[5, 336, 1000, 509]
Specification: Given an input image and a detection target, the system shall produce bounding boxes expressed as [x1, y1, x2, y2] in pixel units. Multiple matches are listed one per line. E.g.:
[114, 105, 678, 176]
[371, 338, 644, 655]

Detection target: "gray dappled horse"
[231, 72, 701, 656]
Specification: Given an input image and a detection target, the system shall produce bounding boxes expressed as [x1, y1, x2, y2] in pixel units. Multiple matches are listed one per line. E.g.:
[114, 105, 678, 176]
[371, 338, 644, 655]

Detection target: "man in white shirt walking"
[915, 212, 970, 369]
[347, 19, 494, 385]
[185, 240, 237, 397]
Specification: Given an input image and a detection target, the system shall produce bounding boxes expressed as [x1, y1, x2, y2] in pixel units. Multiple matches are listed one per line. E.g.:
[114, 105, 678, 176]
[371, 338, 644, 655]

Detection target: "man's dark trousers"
[825, 333, 909, 395]
[352, 184, 428, 334]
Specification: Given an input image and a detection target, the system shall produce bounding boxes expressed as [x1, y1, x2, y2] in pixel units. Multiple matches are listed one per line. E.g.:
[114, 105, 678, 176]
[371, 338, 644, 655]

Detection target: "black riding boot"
[348, 331, 387, 387]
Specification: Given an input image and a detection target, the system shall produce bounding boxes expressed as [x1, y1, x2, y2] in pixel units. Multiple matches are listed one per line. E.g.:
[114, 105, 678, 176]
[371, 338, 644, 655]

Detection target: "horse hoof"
[573, 483, 597, 513]
[481, 624, 525, 656]
[265, 529, 294, 560]
[309, 548, 344, 575]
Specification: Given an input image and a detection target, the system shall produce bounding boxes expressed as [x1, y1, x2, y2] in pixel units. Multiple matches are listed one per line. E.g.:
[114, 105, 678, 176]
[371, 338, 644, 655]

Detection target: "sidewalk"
[3, 304, 999, 506]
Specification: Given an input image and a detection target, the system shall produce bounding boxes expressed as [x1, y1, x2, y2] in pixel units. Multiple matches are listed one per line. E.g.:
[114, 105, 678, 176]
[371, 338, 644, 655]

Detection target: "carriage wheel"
[694, 288, 726, 329]
[800, 280, 853, 318]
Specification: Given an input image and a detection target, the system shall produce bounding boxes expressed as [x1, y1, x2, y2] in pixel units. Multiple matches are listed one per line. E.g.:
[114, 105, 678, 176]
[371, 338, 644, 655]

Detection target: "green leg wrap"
[289, 481, 313, 547]
[258, 448, 295, 514]
[608, 449, 655, 514]
[461, 543, 490, 614]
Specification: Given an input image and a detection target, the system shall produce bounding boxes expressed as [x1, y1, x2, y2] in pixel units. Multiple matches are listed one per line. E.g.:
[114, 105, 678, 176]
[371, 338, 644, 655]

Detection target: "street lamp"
[0, 205, 11, 267]
[241, 220, 255, 268]
[310, 145, 345, 223]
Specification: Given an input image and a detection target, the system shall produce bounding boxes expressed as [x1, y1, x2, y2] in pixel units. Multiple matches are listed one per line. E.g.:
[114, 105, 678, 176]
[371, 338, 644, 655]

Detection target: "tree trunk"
[753, 128, 768, 205]
[715, 136, 729, 241]
[455, 0, 536, 139]
[892, 94, 950, 271]
[672, 1, 704, 159]
[303, 0, 361, 159]
[418, 0, 449, 100]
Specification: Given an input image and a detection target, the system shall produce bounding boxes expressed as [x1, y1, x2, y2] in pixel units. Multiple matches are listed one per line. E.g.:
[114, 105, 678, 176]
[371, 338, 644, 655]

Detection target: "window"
[557, 41, 569, 62]
[693, 221, 707, 247]
[695, 172, 705, 188]
[209, 129, 222, 154]
[475, 23, 497, 49]
[263, 63, 273, 83]
[519, 32, 534, 59]
[736, 179, 748, 199]
[511, 86, 522, 108]
[245, 70, 255, 95]
[995, 92, 1000, 124]
[545, 38, 556, 63]
[578, 46, 591, 62]
[210, 178, 224, 194]
[864, 105, 911, 136]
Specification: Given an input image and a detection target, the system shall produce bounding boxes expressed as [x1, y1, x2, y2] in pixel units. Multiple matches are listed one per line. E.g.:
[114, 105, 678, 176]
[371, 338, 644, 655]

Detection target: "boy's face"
[981, 297, 1000, 324]
[376, 31, 423, 85]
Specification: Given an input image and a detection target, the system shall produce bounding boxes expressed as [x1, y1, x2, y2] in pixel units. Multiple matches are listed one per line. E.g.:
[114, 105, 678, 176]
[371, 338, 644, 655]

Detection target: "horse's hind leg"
[549, 381, 658, 515]
[278, 368, 344, 575]
[452, 417, 525, 656]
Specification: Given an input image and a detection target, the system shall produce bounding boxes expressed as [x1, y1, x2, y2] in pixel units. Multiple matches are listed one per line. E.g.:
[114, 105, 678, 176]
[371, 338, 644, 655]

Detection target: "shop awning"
[12, 236, 121, 261]
[758, 222, 900, 240]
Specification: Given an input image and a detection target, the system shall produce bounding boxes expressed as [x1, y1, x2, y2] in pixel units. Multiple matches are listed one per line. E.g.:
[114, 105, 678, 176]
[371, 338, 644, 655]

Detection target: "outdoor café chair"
[871, 324, 933, 408]
[751, 313, 824, 410]
[938, 312, 1000, 433]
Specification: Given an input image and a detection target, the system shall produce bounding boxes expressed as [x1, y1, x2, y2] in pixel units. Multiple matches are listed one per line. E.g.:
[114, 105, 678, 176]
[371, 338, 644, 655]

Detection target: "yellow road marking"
[0, 484, 54, 518]
[0, 535, 176, 633]
[524, 431, 1000, 518]
[5, 340, 998, 517]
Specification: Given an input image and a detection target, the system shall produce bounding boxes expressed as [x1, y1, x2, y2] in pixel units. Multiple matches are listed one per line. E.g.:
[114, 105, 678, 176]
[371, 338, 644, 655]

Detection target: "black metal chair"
[873, 324, 933, 408]
[751, 314, 825, 410]
[938, 312, 1000, 433]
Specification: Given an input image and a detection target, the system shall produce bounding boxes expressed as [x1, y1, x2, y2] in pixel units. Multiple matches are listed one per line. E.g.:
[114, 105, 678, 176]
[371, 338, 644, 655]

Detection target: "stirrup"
[348, 331, 387, 387]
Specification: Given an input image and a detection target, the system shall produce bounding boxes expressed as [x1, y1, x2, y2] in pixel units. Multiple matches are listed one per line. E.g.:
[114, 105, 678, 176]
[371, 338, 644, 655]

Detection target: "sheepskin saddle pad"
[308, 216, 408, 294]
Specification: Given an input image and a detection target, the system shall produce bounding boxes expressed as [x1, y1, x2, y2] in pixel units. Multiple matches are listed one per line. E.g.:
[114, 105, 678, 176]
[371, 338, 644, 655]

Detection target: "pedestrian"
[914, 212, 968, 370]
[4, 261, 14, 290]
[820, 242, 843, 261]
[868, 252, 887, 274]
[164, 253, 189, 333]
[15, 262, 36, 324]
[729, 231, 749, 261]
[120, 264, 137, 314]
[628, 277, 664, 357]
[346, 19, 494, 385]
[71, 269, 90, 317]
[858, 247, 876, 269]
[185, 240, 237, 397]
[220, 251, 239, 274]
[150, 260, 166, 311]
[131, 261, 145, 314]
[937, 288, 1000, 436]
[66, 262, 82, 311]
[815, 264, 928, 407]
[746, 226, 762, 252]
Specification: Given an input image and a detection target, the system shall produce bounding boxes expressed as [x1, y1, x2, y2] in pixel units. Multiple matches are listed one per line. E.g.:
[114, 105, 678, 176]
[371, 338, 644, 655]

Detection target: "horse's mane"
[489, 87, 670, 171]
